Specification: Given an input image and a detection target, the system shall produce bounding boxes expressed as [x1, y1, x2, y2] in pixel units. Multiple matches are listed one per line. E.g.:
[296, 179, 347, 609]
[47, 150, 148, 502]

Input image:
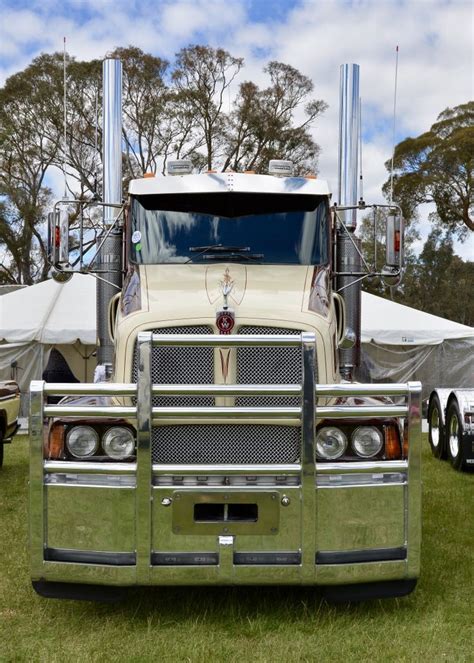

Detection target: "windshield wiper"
[202, 252, 264, 262]
[187, 244, 251, 263]
[189, 244, 250, 253]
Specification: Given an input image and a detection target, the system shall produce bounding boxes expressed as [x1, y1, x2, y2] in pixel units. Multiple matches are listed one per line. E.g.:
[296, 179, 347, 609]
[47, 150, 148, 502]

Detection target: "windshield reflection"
[130, 193, 329, 265]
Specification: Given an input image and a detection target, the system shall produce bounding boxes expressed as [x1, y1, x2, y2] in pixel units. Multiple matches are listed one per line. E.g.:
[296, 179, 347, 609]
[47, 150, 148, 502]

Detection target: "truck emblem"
[216, 310, 235, 334]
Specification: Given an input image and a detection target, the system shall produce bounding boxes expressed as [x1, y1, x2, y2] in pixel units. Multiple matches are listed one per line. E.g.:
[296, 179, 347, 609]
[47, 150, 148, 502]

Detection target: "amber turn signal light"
[46, 423, 65, 460]
[384, 424, 402, 460]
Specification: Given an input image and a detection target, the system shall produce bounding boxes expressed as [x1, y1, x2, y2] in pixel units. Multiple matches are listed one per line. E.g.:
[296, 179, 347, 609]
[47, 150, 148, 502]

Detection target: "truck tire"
[428, 393, 446, 459]
[446, 400, 466, 471]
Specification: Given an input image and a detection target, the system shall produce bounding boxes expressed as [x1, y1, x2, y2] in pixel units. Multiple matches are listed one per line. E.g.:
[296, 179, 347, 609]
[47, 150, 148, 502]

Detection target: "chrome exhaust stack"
[336, 64, 361, 380]
[96, 58, 123, 372]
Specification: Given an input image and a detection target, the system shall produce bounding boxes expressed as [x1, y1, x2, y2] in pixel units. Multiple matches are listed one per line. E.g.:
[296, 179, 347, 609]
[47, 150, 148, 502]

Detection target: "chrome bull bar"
[30, 332, 422, 584]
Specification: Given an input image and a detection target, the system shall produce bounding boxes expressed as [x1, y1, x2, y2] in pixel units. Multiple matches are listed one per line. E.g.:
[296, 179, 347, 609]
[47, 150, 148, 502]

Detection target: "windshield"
[130, 192, 329, 265]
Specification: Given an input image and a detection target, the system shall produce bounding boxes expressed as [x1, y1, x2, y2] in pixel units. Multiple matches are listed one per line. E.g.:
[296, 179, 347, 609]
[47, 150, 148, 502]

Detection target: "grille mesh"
[136, 323, 310, 464]
[236, 326, 307, 407]
[152, 425, 301, 464]
[132, 325, 214, 407]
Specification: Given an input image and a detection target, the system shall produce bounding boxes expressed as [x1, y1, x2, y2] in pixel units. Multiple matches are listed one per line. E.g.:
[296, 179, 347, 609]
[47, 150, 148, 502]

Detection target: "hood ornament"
[216, 268, 235, 334]
[220, 268, 234, 308]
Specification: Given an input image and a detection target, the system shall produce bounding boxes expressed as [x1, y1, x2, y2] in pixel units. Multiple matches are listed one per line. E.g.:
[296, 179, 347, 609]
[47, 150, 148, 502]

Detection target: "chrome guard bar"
[30, 332, 422, 581]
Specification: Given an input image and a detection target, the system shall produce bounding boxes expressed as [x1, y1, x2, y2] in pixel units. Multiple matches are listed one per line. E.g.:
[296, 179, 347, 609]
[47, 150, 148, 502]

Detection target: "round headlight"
[352, 426, 383, 458]
[103, 427, 135, 460]
[66, 426, 99, 458]
[316, 427, 347, 460]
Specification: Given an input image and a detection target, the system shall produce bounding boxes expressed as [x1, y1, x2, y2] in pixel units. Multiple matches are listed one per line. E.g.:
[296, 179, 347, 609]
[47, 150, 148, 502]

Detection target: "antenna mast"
[63, 37, 68, 199]
[389, 45, 399, 204]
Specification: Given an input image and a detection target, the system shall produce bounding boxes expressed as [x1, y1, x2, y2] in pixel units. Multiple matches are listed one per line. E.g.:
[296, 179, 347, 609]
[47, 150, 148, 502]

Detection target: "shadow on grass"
[40, 582, 420, 628]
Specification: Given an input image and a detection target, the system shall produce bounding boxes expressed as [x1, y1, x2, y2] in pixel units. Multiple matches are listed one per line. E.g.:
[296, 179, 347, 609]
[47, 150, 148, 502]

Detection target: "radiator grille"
[132, 325, 214, 407]
[152, 425, 301, 464]
[236, 326, 307, 407]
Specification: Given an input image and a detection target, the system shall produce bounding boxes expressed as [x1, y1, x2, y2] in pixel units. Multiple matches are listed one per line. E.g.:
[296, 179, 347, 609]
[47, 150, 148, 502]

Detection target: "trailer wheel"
[446, 400, 465, 471]
[428, 394, 446, 459]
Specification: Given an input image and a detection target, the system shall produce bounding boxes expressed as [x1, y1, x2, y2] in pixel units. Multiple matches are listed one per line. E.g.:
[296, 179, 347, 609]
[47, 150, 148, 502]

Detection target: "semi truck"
[29, 61, 422, 602]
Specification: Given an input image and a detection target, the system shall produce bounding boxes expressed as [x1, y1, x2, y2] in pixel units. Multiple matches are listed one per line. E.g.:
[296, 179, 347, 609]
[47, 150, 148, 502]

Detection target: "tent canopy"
[1, 276, 471, 348]
[361, 292, 474, 345]
[0, 274, 97, 345]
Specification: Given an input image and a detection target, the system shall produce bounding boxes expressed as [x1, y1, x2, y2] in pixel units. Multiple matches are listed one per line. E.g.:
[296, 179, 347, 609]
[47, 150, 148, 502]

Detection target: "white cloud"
[0, 0, 472, 257]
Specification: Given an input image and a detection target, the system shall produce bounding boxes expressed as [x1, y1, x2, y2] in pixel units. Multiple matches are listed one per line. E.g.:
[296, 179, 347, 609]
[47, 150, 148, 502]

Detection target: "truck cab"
[116, 172, 337, 392]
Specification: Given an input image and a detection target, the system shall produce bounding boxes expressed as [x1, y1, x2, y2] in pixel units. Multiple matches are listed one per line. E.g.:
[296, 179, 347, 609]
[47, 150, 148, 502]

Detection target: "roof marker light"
[167, 160, 193, 176]
[268, 160, 293, 177]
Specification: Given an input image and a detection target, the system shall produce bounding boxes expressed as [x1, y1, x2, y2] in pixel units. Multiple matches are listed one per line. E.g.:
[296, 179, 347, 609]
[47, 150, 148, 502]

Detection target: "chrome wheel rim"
[449, 415, 459, 458]
[430, 407, 440, 448]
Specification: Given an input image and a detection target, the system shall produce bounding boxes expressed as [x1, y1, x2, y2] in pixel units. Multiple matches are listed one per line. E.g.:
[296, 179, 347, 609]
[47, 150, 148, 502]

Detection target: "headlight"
[103, 427, 135, 460]
[316, 427, 347, 460]
[351, 426, 383, 458]
[66, 426, 99, 458]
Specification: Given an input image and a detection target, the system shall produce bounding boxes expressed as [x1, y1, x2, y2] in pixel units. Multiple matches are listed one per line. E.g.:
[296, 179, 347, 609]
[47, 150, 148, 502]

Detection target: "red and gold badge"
[216, 310, 235, 334]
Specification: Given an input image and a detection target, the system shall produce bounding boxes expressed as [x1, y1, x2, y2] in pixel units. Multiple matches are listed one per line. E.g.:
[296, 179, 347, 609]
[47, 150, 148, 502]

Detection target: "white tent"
[0, 274, 96, 345]
[0, 275, 471, 408]
[361, 292, 474, 345]
[360, 292, 474, 400]
[0, 275, 97, 411]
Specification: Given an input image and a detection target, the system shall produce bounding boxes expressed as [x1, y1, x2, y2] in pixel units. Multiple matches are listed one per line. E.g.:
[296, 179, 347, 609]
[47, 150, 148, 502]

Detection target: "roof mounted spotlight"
[268, 160, 293, 177]
[167, 160, 193, 176]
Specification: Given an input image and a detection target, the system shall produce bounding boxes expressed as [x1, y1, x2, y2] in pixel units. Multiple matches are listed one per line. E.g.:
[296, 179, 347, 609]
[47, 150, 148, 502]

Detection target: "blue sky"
[0, 0, 472, 258]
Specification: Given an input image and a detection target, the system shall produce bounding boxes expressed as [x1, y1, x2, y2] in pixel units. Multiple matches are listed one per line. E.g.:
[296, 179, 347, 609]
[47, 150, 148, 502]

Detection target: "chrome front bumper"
[30, 333, 422, 588]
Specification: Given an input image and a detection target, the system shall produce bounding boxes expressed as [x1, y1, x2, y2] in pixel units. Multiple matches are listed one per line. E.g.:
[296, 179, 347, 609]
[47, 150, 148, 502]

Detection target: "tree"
[358, 211, 473, 325]
[401, 230, 474, 326]
[384, 101, 474, 238]
[223, 62, 327, 174]
[0, 46, 327, 284]
[172, 45, 244, 171]
[0, 53, 64, 284]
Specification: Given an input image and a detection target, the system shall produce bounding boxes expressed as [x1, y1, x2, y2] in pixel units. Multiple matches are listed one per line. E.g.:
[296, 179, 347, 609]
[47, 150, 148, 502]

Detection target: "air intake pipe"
[96, 58, 123, 372]
[336, 64, 361, 380]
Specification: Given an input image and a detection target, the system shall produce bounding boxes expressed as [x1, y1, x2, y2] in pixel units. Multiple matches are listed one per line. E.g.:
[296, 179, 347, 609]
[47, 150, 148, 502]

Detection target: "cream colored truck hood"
[115, 263, 336, 382]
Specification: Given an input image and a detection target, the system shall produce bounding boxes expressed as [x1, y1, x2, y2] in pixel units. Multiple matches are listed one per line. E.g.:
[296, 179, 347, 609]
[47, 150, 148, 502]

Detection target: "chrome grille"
[236, 326, 310, 407]
[152, 425, 301, 464]
[132, 325, 214, 407]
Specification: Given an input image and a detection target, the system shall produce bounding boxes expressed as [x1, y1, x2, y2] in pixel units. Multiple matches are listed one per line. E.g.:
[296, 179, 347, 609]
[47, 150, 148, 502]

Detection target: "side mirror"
[50, 268, 73, 283]
[339, 327, 356, 349]
[48, 209, 69, 266]
[383, 212, 404, 285]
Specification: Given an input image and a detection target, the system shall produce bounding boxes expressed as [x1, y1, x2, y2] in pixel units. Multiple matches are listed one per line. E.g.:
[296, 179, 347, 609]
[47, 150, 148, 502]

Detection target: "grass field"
[0, 435, 472, 663]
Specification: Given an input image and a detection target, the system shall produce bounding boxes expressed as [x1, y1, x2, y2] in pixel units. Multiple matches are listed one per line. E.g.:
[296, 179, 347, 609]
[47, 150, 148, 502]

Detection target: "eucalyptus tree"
[223, 61, 327, 174]
[384, 101, 474, 238]
[0, 46, 328, 284]
[0, 53, 64, 283]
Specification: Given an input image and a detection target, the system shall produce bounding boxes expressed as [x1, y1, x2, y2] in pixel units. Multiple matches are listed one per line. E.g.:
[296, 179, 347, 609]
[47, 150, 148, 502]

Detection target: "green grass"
[0, 435, 472, 663]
